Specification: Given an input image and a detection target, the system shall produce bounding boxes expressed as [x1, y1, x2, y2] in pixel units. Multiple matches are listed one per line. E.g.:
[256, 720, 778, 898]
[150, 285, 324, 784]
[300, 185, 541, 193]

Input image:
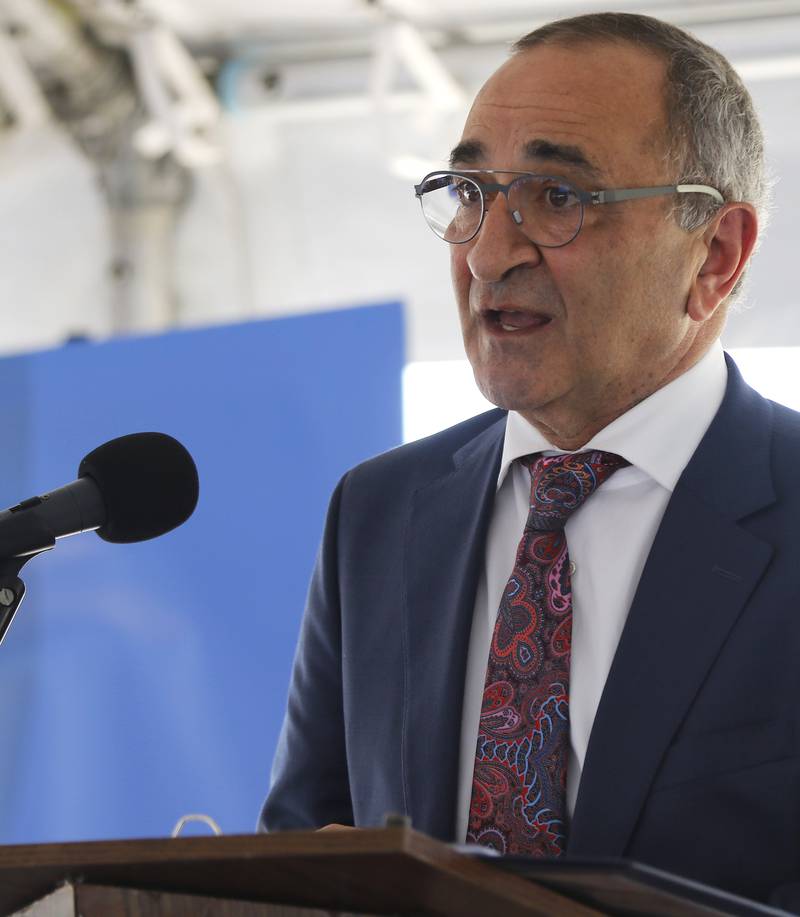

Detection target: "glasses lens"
[418, 173, 483, 243]
[509, 176, 583, 246]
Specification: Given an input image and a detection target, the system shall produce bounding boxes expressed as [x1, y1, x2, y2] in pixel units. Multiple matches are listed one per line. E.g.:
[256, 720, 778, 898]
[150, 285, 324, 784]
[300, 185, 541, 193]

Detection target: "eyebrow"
[449, 139, 485, 167]
[449, 137, 605, 184]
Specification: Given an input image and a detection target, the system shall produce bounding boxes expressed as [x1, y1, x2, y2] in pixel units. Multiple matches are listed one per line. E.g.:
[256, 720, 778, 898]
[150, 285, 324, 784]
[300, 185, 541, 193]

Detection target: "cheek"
[450, 246, 472, 309]
[543, 242, 642, 359]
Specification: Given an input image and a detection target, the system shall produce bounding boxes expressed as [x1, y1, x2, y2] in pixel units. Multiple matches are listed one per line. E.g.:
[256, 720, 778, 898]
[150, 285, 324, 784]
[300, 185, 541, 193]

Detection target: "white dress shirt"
[455, 342, 728, 842]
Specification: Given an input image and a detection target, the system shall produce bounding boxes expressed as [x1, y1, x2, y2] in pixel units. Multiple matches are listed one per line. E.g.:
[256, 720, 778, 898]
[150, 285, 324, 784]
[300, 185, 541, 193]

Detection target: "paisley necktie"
[468, 450, 629, 857]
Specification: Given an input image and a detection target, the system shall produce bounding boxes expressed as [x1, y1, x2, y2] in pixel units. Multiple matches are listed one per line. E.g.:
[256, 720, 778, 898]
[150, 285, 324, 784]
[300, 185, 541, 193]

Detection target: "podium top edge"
[0, 826, 449, 870]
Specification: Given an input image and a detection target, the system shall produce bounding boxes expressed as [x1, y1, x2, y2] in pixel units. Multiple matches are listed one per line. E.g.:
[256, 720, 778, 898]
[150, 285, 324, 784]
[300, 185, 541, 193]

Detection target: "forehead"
[458, 41, 669, 182]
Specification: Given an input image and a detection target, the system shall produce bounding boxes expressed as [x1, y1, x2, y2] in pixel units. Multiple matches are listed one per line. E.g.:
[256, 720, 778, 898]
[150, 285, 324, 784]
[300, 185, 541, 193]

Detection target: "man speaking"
[261, 11, 799, 908]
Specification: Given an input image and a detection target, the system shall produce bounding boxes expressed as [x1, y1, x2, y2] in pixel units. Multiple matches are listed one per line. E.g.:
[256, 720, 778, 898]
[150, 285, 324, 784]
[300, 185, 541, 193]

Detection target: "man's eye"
[453, 181, 481, 205]
[544, 185, 578, 209]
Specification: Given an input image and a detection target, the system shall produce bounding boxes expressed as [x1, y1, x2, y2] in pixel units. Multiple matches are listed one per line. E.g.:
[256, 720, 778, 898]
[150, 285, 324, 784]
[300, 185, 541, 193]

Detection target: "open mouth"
[487, 310, 552, 332]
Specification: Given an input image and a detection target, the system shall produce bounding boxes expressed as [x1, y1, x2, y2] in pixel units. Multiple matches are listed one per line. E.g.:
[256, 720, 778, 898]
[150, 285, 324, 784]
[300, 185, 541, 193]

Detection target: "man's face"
[451, 41, 710, 442]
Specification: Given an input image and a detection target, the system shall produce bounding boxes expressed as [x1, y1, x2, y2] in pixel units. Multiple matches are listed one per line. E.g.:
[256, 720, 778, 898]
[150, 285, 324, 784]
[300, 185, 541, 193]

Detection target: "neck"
[521, 340, 717, 451]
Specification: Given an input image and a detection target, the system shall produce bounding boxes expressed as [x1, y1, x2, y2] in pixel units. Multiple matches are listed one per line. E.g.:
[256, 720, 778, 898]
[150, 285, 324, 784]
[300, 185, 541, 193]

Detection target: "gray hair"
[512, 12, 770, 282]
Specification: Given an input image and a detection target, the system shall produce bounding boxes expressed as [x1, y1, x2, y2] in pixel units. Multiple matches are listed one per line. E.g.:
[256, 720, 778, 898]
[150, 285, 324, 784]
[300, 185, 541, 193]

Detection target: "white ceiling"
[141, 0, 800, 33]
[1, 0, 799, 359]
[84, 0, 800, 49]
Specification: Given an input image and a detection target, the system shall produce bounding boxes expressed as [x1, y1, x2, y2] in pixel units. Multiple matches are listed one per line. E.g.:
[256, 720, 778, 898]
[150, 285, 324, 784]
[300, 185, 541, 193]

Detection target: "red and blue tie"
[468, 450, 629, 857]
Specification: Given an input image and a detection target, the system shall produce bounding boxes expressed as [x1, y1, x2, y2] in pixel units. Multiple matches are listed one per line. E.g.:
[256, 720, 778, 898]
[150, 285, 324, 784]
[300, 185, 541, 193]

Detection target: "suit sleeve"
[258, 475, 354, 831]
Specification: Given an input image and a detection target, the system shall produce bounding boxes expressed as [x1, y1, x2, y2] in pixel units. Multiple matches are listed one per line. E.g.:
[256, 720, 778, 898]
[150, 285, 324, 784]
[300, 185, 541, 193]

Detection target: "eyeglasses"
[414, 170, 724, 247]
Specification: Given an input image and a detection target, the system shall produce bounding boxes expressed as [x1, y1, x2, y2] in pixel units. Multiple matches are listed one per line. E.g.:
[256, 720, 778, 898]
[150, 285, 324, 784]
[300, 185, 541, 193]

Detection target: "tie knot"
[523, 450, 629, 531]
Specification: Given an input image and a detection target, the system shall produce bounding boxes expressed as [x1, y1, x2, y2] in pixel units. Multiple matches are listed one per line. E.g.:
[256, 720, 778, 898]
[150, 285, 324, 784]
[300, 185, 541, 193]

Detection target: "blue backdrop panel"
[0, 303, 403, 843]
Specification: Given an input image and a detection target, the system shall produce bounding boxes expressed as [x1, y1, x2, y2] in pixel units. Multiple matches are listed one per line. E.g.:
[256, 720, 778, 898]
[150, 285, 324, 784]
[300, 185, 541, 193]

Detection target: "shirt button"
[569, 561, 577, 576]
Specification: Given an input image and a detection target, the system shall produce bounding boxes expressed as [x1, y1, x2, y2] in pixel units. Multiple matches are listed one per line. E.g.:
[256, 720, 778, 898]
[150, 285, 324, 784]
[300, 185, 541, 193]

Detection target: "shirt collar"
[497, 341, 728, 492]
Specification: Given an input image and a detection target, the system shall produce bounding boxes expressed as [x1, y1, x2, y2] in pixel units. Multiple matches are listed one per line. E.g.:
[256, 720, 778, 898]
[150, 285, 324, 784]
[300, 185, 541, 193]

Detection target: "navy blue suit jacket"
[262, 356, 800, 907]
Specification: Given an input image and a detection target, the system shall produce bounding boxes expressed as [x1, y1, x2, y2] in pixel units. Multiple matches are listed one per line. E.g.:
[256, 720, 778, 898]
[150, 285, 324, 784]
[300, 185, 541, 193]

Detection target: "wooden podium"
[0, 826, 601, 917]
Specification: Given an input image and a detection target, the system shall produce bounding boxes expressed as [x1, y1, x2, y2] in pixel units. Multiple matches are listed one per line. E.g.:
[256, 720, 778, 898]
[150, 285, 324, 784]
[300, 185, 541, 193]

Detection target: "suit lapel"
[403, 415, 505, 840]
[569, 358, 776, 856]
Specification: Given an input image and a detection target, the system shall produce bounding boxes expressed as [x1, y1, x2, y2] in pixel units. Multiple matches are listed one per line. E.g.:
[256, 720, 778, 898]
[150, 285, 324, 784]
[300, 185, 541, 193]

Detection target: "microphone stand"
[0, 512, 56, 646]
[0, 557, 31, 645]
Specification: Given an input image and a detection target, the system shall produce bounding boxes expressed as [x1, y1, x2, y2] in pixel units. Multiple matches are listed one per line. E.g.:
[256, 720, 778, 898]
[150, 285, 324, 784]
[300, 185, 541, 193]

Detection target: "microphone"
[0, 433, 199, 559]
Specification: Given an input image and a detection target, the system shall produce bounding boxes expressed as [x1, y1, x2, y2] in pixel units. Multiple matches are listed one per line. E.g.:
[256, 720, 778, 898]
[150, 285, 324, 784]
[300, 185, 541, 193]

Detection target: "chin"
[474, 375, 544, 414]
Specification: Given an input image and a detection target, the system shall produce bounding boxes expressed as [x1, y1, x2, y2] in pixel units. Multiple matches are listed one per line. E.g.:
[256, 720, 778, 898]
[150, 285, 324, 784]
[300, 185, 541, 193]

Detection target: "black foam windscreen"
[78, 433, 199, 544]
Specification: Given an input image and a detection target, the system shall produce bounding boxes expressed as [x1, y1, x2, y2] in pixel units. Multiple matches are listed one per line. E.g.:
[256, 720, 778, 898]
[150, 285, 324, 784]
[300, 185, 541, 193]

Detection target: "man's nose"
[465, 193, 543, 282]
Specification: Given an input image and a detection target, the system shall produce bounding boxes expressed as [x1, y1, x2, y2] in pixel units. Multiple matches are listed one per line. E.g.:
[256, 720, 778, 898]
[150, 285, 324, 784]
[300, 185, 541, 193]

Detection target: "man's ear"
[686, 203, 758, 322]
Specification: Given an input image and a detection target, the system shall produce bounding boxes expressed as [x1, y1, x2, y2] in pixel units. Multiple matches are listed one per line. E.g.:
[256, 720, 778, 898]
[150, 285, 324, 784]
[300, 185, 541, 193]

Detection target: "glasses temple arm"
[591, 185, 724, 205]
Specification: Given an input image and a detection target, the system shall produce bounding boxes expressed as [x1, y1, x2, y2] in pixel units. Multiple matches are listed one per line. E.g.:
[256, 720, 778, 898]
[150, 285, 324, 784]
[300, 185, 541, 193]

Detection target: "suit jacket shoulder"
[343, 408, 507, 493]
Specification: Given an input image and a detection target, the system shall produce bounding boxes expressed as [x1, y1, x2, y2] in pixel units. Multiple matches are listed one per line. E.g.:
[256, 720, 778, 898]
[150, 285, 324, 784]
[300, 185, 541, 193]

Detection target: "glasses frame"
[413, 169, 725, 247]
